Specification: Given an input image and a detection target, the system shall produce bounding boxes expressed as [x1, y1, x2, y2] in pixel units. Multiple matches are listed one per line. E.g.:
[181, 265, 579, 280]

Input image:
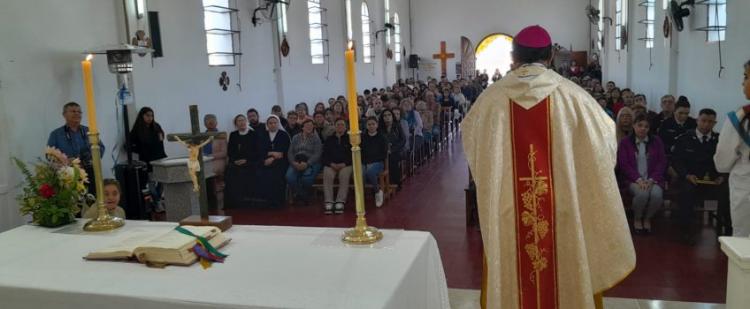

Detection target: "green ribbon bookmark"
[175, 226, 228, 259]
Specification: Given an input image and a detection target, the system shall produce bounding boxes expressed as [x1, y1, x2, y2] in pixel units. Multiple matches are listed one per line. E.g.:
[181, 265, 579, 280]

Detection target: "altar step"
[447, 289, 725, 309]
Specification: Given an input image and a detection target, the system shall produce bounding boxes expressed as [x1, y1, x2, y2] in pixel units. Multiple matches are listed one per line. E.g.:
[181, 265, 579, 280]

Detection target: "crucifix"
[167, 105, 232, 231]
[432, 41, 455, 77]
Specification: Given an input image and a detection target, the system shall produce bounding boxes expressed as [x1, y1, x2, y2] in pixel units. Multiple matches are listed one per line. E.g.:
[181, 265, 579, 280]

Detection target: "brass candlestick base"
[84, 213, 125, 232]
[342, 130, 383, 245]
[342, 217, 383, 244]
[82, 132, 125, 232]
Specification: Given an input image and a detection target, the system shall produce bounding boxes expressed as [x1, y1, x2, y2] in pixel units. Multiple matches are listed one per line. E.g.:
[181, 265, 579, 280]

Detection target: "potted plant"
[13, 147, 89, 228]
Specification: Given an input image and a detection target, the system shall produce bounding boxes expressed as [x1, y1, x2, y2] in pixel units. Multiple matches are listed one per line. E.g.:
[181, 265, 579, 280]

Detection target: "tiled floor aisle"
[220, 135, 727, 304]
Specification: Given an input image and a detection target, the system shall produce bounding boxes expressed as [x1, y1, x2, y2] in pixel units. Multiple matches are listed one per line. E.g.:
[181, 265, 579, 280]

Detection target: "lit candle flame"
[348, 41, 353, 50]
[85, 54, 93, 61]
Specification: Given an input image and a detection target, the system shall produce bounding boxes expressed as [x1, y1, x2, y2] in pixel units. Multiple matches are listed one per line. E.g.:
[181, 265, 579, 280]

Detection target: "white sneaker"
[375, 190, 384, 207]
[334, 202, 344, 214]
[324, 202, 333, 215]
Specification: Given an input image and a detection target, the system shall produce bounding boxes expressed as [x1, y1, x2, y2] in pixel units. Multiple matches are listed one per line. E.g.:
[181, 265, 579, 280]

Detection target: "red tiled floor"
[605, 217, 727, 303]
[218, 135, 727, 303]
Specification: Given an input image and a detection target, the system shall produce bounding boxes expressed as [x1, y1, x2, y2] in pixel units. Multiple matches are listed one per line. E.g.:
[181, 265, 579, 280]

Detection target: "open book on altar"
[84, 225, 230, 267]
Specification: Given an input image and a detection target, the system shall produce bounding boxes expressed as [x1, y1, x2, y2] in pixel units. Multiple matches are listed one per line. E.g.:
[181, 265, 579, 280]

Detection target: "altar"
[150, 156, 216, 221]
[0, 221, 449, 309]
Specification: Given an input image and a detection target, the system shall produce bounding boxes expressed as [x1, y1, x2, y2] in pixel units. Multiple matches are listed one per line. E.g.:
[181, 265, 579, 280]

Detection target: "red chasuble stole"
[509, 98, 558, 309]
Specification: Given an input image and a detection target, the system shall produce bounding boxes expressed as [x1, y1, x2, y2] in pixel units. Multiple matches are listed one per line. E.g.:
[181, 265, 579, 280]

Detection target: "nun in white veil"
[255, 115, 291, 207]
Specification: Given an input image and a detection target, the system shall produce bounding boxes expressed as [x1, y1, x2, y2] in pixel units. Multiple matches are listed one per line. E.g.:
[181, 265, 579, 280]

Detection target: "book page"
[85, 231, 165, 259]
[138, 226, 219, 250]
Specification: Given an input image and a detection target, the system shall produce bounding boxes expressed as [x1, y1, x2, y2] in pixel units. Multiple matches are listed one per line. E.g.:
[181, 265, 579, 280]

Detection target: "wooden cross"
[432, 41, 455, 77]
[166, 105, 232, 230]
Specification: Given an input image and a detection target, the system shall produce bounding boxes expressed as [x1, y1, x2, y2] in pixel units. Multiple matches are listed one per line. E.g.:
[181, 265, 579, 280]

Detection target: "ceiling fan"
[670, 0, 695, 32]
[585, 4, 613, 26]
[251, 0, 289, 27]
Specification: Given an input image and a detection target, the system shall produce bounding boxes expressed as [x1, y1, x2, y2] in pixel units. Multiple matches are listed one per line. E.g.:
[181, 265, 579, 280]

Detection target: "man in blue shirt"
[47, 102, 105, 194]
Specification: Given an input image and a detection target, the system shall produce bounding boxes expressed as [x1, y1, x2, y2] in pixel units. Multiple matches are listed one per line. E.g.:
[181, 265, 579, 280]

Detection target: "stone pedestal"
[150, 156, 215, 222]
[719, 236, 750, 309]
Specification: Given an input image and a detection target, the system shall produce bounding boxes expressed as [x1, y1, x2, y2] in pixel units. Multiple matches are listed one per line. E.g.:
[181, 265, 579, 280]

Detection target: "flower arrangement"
[13, 147, 89, 227]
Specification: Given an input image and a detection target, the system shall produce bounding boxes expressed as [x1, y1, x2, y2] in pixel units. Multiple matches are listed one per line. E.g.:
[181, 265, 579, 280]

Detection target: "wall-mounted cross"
[432, 41, 455, 77]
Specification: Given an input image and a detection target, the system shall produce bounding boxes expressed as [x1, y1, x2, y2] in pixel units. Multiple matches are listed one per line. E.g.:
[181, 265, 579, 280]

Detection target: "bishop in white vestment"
[462, 25, 635, 309]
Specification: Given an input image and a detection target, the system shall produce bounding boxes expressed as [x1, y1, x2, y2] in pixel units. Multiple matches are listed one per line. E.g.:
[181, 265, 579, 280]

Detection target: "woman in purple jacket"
[617, 113, 668, 233]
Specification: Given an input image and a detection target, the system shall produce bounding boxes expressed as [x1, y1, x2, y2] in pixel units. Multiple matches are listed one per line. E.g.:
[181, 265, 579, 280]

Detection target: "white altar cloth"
[0, 220, 449, 309]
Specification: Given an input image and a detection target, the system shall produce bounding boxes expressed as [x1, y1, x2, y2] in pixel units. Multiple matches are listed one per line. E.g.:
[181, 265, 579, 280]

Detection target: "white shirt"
[714, 108, 750, 236]
[695, 129, 711, 143]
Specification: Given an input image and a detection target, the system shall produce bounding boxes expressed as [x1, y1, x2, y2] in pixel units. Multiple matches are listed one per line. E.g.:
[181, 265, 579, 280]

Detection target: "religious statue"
[173, 135, 214, 192]
[131, 30, 152, 57]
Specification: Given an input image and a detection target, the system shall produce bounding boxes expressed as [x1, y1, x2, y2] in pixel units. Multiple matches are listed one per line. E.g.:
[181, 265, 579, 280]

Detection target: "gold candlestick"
[342, 42, 381, 244]
[79, 54, 124, 232]
[342, 131, 383, 244]
[83, 132, 125, 231]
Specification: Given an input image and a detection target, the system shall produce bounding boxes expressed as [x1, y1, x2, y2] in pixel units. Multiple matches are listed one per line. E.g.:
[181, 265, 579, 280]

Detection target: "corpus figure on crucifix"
[172, 135, 214, 192]
[167, 105, 232, 231]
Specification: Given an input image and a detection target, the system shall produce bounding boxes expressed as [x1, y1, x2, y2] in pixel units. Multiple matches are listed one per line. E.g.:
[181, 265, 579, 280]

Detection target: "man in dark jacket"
[672, 108, 731, 242]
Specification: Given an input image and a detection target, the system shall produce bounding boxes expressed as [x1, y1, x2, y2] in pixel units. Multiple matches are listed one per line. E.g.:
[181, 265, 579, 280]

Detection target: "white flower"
[57, 166, 75, 181]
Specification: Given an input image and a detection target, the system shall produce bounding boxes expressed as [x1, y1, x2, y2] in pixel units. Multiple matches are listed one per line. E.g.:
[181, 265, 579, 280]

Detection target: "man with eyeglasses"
[650, 95, 676, 133]
[47, 102, 105, 194]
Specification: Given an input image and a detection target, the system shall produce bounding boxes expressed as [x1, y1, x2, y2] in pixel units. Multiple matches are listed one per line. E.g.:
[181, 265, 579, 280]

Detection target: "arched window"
[393, 13, 401, 63]
[706, 1, 726, 42]
[597, 0, 603, 50]
[384, 0, 391, 45]
[345, 0, 353, 42]
[277, 0, 288, 37]
[308, 0, 327, 64]
[202, 0, 238, 66]
[361, 2, 373, 63]
[615, 0, 628, 51]
[646, 0, 654, 48]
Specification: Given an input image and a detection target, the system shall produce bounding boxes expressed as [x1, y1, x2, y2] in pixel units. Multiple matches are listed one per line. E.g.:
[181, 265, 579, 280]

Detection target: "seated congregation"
[53, 64, 733, 241]
[126, 76, 485, 216]
[581, 76, 733, 243]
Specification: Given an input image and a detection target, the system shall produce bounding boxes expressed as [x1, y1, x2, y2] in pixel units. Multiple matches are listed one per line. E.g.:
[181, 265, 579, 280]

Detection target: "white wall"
[0, 0, 410, 232]
[411, 0, 592, 80]
[0, 58, 18, 231]
[601, 0, 749, 116]
[0, 0, 122, 231]
[278, 0, 412, 106]
[130, 0, 278, 157]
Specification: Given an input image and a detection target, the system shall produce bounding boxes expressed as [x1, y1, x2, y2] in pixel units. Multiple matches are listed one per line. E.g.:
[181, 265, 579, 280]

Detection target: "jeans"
[286, 163, 322, 199]
[323, 165, 352, 203]
[363, 162, 384, 191]
[629, 182, 663, 220]
[423, 130, 433, 144]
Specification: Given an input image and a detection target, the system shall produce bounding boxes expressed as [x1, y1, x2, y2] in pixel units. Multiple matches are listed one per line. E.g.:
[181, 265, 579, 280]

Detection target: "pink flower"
[38, 184, 56, 199]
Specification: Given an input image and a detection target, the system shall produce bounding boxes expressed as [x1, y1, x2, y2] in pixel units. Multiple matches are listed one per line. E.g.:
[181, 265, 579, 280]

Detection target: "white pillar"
[719, 236, 750, 309]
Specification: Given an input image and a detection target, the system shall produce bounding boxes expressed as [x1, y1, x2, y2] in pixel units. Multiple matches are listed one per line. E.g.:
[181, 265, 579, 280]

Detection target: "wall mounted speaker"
[408, 54, 419, 69]
[148, 11, 163, 57]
